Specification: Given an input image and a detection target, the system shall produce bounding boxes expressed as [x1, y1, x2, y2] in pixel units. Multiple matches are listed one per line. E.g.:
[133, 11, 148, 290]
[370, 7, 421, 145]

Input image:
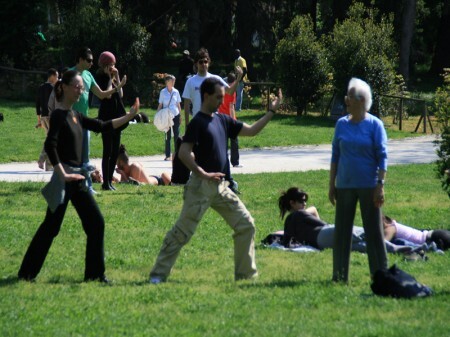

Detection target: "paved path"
[0, 135, 439, 182]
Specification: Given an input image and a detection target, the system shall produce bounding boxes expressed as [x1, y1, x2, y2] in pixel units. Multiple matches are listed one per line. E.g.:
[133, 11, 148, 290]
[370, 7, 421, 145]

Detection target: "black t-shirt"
[36, 82, 54, 117]
[283, 210, 328, 248]
[96, 72, 127, 122]
[45, 109, 113, 167]
[183, 112, 243, 174]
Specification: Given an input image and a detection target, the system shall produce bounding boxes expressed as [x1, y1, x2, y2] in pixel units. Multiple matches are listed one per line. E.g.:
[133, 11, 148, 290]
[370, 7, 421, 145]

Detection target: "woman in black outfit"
[96, 51, 128, 191]
[18, 70, 139, 283]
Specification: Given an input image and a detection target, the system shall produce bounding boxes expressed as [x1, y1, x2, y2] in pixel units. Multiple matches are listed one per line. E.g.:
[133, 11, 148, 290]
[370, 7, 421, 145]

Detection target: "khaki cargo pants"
[150, 174, 257, 281]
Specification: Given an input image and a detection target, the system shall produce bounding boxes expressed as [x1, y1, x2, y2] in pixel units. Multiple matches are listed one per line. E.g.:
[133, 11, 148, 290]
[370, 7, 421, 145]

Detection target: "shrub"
[274, 15, 331, 115]
[433, 68, 450, 197]
[326, 3, 397, 116]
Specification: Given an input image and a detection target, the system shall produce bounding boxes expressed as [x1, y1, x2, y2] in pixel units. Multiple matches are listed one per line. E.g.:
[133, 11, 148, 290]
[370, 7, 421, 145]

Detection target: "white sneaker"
[89, 187, 98, 195]
[149, 276, 163, 284]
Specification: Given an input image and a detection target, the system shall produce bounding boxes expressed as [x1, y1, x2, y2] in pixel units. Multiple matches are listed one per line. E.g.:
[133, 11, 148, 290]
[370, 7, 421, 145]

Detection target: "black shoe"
[84, 275, 112, 285]
[109, 183, 116, 191]
[101, 184, 113, 191]
[18, 274, 36, 282]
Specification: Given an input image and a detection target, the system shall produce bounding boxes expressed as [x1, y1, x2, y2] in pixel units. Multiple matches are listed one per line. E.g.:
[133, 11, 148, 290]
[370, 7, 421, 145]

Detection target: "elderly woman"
[156, 74, 182, 161]
[328, 78, 388, 283]
[18, 70, 139, 283]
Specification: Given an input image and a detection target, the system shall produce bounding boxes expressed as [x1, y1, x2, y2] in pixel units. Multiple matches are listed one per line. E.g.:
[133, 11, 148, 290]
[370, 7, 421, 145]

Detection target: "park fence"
[0, 66, 47, 101]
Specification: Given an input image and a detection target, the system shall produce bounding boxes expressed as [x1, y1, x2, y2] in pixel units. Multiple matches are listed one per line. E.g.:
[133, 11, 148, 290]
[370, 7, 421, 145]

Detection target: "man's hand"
[269, 88, 283, 112]
[63, 173, 85, 182]
[328, 185, 336, 206]
[201, 172, 225, 182]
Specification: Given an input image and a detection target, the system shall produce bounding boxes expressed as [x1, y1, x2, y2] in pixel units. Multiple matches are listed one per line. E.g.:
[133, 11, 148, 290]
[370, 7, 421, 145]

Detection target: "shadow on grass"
[0, 275, 19, 287]
[237, 279, 332, 289]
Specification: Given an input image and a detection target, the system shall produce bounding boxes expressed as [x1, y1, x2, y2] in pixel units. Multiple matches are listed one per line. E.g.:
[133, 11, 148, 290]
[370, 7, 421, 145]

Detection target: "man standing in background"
[36, 68, 59, 171]
[234, 49, 249, 112]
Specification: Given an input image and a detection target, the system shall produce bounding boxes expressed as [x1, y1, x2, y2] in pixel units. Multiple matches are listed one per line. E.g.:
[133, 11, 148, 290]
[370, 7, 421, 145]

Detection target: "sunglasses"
[85, 58, 94, 63]
[198, 59, 209, 65]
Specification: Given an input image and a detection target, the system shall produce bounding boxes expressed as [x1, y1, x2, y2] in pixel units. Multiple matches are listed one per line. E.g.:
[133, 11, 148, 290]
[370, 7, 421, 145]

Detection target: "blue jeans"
[82, 129, 93, 188]
[236, 81, 245, 111]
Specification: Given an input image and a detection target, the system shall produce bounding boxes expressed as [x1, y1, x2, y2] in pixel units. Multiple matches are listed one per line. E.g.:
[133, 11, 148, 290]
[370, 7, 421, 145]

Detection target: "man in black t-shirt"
[149, 77, 282, 283]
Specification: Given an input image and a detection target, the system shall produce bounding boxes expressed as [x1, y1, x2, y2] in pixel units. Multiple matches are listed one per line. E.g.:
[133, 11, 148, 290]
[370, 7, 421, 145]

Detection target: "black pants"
[431, 230, 450, 250]
[165, 114, 180, 158]
[230, 137, 240, 166]
[102, 129, 121, 187]
[18, 181, 105, 280]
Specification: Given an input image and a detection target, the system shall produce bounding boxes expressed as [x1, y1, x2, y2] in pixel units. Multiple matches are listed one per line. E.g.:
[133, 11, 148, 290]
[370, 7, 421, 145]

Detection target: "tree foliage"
[433, 68, 450, 197]
[325, 3, 397, 115]
[274, 16, 331, 115]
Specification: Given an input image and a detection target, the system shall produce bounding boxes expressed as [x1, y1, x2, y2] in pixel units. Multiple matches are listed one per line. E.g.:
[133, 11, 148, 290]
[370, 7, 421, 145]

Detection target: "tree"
[431, 1, 450, 74]
[326, 3, 398, 116]
[274, 15, 331, 115]
[399, 0, 417, 83]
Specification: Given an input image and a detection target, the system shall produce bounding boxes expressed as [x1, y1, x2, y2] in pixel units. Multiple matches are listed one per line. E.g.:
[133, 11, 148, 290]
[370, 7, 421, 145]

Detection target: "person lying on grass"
[383, 214, 450, 251]
[115, 144, 171, 186]
[278, 187, 413, 254]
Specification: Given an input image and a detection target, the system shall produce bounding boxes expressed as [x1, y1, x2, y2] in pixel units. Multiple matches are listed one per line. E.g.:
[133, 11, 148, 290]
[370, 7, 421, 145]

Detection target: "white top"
[393, 220, 429, 244]
[182, 72, 229, 116]
[158, 87, 181, 116]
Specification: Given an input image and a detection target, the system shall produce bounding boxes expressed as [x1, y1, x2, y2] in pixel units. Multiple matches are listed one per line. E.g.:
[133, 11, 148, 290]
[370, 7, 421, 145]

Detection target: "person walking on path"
[156, 74, 182, 161]
[218, 72, 241, 167]
[95, 51, 128, 191]
[233, 49, 248, 112]
[70, 47, 127, 194]
[18, 70, 139, 283]
[36, 68, 59, 171]
[149, 77, 282, 284]
[329, 77, 388, 284]
[182, 48, 242, 127]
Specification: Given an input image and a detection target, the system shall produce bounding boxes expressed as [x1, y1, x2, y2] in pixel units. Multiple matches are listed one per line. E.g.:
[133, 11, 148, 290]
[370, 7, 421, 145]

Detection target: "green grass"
[1, 164, 449, 337]
[0, 98, 428, 163]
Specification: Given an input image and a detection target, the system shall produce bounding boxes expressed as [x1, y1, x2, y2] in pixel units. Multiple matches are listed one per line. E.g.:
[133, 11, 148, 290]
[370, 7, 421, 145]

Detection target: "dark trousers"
[18, 182, 105, 280]
[333, 188, 388, 282]
[165, 114, 180, 158]
[101, 130, 121, 187]
[230, 137, 240, 166]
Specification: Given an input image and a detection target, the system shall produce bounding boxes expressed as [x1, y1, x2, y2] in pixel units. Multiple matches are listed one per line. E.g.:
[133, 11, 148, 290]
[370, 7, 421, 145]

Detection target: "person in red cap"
[95, 51, 129, 191]
[70, 47, 127, 195]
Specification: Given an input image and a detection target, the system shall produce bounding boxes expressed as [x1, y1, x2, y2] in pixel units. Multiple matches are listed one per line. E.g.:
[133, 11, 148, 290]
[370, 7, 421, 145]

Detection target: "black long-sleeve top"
[36, 82, 54, 116]
[282, 210, 328, 248]
[45, 109, 113, 167]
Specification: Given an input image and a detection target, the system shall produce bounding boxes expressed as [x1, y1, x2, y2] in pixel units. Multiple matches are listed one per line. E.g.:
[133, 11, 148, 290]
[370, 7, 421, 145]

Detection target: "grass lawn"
[0, 98, 435, 163]
[0, 164, 449, 337]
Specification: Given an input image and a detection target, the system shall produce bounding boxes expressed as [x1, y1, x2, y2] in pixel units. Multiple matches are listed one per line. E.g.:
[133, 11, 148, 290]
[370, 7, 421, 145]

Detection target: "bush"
[274, 15, 331, 115]
[326, 3, 397, 116]
[433, 68, 450, 197]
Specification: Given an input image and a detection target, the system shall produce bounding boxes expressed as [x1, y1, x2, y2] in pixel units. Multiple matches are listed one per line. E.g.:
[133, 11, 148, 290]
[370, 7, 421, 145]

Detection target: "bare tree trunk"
[399, 0, 416, 83]
[431, 2, 450, 74]
[187, 0, 200, 53]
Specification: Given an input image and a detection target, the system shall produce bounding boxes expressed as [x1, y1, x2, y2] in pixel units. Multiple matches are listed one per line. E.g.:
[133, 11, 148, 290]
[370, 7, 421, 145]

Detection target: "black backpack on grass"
[371, 264, 432, 299]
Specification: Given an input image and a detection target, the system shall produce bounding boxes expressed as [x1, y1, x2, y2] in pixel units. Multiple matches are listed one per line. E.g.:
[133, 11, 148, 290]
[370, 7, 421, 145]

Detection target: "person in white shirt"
[157, 75, 182, 160]
[182, 47, 242, 127]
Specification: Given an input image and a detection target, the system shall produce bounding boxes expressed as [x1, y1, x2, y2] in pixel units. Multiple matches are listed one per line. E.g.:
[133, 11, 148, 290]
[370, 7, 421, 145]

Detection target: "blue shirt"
[183, 112, 243, 173]
[331, 113, 387, 188]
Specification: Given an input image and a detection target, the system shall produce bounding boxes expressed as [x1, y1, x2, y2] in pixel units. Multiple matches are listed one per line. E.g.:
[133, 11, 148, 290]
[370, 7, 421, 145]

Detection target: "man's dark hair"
[194, 47, 210, 63]
[47, 68, 58, 77]
[200, 77, 224, 103]
[75, 47, 93, 64]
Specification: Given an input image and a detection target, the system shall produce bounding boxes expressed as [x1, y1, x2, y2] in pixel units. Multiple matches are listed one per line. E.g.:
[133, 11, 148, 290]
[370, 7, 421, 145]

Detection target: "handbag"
[154, 92, 175, 136]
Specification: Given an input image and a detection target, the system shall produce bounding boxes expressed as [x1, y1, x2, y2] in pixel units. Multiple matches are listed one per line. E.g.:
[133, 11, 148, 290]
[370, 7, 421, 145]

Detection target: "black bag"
[371, 264, 432, 298]
[0, 112, 4, 122]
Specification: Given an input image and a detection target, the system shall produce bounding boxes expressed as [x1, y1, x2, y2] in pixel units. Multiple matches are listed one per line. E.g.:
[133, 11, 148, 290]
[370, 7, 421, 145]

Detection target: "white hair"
[348, 77, 372, 111]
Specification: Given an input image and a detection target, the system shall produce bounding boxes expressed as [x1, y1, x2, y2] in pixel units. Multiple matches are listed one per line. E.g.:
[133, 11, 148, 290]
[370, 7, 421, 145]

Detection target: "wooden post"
[423, 102, 427, 133]
[399, 98, 403, 131]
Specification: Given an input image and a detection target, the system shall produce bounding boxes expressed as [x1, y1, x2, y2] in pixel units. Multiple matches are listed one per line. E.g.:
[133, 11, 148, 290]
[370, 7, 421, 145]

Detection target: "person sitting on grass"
[115, 144, 171, 186]
[278, 187, 413, 254]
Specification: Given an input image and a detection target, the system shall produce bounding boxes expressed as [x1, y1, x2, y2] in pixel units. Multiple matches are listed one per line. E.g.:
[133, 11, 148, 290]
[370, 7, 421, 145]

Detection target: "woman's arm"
[328, 162, 337, 206]
[91, 75, 127, 100]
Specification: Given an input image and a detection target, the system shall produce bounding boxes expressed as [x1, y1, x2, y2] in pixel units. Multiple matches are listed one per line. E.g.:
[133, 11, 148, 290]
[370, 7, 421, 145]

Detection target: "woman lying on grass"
[278, 187, 413, 254]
